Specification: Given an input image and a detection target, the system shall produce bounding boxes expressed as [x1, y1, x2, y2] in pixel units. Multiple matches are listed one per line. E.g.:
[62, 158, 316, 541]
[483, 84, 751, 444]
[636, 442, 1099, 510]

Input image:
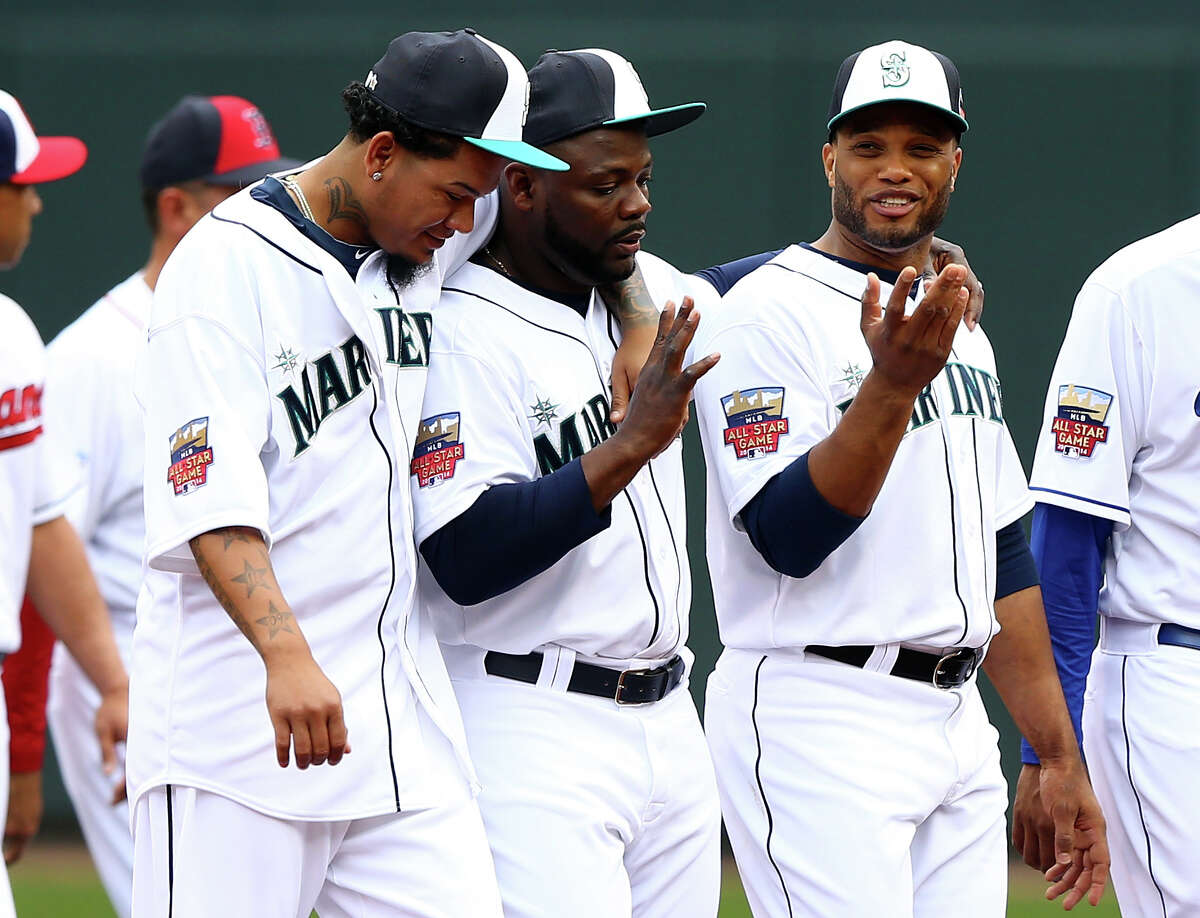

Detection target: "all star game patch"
[1050, 384, 1112, 459]
[168, 417, 215, 495]
[411, 412, 465, 488]
[721, 387, 789, 460]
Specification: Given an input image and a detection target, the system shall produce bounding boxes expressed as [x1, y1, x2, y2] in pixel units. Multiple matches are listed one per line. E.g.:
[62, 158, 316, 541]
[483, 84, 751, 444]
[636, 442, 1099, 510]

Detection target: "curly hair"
[341, 82, 461, 159]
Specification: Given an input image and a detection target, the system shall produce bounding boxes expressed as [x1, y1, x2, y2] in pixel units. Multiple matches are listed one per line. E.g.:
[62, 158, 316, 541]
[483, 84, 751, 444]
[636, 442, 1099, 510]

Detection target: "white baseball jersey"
[1030, 213, 1200, 630]
[692, 245, 1032, 652]
[412, 252, 716, 668]
[0, 293, 77, 653]
[129, 185, 496, 821]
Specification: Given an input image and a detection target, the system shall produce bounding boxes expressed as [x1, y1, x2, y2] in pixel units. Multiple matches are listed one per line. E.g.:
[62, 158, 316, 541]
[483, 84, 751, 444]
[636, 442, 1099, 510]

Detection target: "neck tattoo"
[282, 176, 316, 223]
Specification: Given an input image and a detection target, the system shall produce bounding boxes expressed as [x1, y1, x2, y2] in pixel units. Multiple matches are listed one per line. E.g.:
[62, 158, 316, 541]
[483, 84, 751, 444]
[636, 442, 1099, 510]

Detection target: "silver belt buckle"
[931, 648, 979, 690]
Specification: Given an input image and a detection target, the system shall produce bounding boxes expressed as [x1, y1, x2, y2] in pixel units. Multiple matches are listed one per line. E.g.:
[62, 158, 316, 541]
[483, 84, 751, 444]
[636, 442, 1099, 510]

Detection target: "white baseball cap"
[827, 40, 968, 134]
[0, 89, 88, 184]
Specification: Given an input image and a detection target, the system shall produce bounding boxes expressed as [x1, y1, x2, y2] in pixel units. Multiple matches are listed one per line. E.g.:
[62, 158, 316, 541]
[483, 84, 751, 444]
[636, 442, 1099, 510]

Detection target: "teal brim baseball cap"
[524, 48, 706, 148]
[363, 29, 568, 171]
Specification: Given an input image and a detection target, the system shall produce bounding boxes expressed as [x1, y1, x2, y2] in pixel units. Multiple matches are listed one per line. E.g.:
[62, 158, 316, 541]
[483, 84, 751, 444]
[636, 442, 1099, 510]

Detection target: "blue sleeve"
[738, 451, 865, 578]
[994, 519, 1039, 600]
[419, 457, 611, 606]
[1020, 503, 1111, 766]
[694, 249, 784, 296]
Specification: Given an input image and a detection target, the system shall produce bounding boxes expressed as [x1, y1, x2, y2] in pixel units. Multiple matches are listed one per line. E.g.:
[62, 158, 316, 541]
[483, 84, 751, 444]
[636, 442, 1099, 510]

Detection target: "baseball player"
[690, 41, 1108, 916]
[1, 89, 129, 914]
[128, 30, 568, 917]
[1012, 215, 1200, 915]
[412, 48, 723, 918]
[31, 94, 296, 918]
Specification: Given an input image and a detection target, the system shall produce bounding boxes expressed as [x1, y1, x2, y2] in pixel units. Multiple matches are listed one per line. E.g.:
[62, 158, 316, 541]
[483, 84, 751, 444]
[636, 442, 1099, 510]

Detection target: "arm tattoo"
[222, 529, 253, 550]
[599, 263, 658, 330]
[323, 177, 368, 229]
[256, 602, 296, 640]
[193, 549, 258, 646]
[231, 559, 270, 598]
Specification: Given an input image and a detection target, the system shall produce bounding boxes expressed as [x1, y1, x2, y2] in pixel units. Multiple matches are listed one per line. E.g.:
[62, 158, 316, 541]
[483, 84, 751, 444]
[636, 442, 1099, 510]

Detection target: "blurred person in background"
[0, 89, 129, 914]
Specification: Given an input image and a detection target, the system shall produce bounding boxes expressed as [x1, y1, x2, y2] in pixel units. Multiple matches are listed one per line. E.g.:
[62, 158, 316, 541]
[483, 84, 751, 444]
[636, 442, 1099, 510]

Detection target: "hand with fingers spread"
[929, 236, 985, 329]
[860, 263, 968, 400]
[581, 297, 719, 511]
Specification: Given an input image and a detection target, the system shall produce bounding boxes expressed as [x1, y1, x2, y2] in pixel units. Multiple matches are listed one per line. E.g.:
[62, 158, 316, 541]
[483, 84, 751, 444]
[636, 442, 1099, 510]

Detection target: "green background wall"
[5, 1, 1200, 828]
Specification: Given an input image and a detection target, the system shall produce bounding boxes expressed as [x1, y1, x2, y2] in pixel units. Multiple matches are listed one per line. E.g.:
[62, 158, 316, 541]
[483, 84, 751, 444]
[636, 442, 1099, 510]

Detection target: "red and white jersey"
[0, 293, 77, 652]
[692, 245, 1031, 653]
[44, 272, 152, 628]
[1030, 213, 1200, 629]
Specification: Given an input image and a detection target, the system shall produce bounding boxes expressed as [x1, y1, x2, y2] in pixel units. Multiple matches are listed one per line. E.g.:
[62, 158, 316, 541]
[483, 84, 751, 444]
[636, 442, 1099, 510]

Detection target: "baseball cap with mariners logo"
[363, 29, 568, 171]
[523, 48, 706, 147]
[827, 40, 969, 134]
[139, 95, 298, 190]
[0, 90, 88, 184]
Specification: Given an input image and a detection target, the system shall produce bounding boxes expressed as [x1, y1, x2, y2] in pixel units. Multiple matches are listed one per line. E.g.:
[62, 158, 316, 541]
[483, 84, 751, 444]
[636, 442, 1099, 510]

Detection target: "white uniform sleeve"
[28, 330, 79, 526]
[693, 317, 831, 528]
[994, 423, 1033, 529]
[435, 192, 499, 282]
[1029, 280, 1143, 528]
[410, 334, 531, 546]
[42, 332, 111, 539]
[140, 257, 272, 572]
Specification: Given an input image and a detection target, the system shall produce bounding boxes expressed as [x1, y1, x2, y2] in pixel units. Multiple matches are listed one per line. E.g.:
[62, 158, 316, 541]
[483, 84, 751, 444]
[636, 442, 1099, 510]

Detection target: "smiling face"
[529, 125, 654, 288]
[366, 138, 506, 264]
[823, 102, 961, 256]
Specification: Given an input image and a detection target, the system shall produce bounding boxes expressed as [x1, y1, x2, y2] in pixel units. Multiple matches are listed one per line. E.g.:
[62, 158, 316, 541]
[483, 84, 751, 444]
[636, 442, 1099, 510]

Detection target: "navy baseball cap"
[139, 95, 299, 190]
[364, 29, 568, 171]
[827, 40, 968, 134]
[0, 90, 87, 184]
[524, 49, 706, 148]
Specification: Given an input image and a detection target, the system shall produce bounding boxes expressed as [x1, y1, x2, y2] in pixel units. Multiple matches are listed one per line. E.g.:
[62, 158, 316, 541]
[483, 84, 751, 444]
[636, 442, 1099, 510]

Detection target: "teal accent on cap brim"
[605, 102, 707, 138]
[827, 98, 968, 133]
[464, 137, 569, 170]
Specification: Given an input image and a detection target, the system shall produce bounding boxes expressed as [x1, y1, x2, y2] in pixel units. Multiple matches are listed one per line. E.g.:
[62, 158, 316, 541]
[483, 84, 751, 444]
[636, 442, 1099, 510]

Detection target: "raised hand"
[930, 236, 985, 329]
[860, 263, 967, 400]
[581, 298, 719, 512]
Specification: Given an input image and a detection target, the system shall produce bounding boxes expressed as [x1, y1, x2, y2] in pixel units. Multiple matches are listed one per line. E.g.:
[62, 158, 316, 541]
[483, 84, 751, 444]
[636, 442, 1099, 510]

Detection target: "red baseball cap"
[0, 89, 88, 184]
[139, 95, 298, 190]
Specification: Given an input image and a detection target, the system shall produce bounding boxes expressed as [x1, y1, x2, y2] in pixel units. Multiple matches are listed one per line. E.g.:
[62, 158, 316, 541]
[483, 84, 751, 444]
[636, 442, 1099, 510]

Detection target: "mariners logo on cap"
[168, 417, 215, 495]
[881, 51, 910, 88]
[1050, 385, 1112, 459]
[411, 412, 465, 488]
[721, 387, 789, 461]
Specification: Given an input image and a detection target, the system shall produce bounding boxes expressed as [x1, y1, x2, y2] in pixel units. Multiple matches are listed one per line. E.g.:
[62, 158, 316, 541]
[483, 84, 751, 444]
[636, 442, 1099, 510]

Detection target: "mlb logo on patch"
[721, 388, 789, 460]
[1050, 385, 1112, 459]
[411, 412, 465, 488]
[167, 417, 215, 495]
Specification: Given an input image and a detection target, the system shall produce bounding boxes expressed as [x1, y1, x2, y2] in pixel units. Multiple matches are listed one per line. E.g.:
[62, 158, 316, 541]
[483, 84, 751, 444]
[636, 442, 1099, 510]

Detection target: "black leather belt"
[1158, 623, 1200, 651]
[805, 644, 981, 690]
[483, 651, 685, 705]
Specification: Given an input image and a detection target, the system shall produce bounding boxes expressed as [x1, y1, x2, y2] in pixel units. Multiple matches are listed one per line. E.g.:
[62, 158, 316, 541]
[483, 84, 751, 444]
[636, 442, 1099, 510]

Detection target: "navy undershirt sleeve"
[1020, 503, 1112, 766]
[994, 519, 1039, 600]
[420, 457, 611, 606]
[694, 249, 783, 296]
[738, 451, 865, 578]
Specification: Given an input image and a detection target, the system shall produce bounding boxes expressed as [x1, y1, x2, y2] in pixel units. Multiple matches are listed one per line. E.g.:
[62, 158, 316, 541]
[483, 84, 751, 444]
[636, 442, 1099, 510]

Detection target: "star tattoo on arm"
[231, 559, 270, 598]
[255, 602, 296, 640]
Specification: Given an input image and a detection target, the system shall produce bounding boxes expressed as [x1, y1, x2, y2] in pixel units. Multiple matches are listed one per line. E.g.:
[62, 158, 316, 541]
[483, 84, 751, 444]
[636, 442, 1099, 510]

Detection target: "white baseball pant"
[1083, 618, 1200, 918]
[705, 648, 1008, 918]
[130, 785, 503, 918]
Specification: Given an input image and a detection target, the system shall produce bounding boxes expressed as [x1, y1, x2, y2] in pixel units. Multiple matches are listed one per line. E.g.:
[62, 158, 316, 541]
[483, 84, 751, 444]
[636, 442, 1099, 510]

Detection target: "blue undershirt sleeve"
[694, 249, 784, 296]
[994, 519, 1039, 600]
[738, 451, 865, 579]
[419, 457, 612, 606]
[1020, 503, 1111, 766]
